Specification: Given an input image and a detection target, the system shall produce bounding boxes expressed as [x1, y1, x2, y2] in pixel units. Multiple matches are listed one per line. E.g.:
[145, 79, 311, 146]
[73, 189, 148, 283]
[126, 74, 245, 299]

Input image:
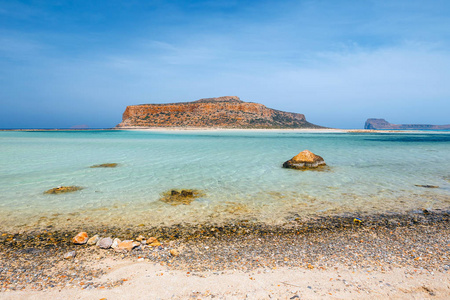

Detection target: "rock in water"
[72, 232, 88, 244]
[97, 237, 113, 249]
[282, 150, 326, 170]
[160, 189, 203, 205]
[90, 163, 118, 168]
[415, 184, 439, 188]
[44, 186, 83, 194]
[87, 234, 100, 245]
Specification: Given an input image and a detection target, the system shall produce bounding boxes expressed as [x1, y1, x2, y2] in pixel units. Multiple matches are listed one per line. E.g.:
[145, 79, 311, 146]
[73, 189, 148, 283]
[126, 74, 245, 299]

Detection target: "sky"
[1, 0, 449, 129]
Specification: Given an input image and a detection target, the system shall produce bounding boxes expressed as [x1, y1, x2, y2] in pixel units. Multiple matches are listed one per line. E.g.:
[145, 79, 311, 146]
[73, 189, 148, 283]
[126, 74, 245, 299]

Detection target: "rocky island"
[116, 96, 322, 129]
[365, 118, 450, 130]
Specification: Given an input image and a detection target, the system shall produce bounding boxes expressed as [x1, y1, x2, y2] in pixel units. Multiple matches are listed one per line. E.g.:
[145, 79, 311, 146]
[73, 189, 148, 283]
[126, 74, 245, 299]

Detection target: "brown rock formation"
[116, 96, 322, 128]
[282, 150, 326, 170]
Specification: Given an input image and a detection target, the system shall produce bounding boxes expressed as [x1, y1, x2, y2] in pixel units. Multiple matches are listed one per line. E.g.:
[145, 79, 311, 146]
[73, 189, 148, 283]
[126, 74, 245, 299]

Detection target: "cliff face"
[365, 118, 450, 130]
[117, 96, 322, 129]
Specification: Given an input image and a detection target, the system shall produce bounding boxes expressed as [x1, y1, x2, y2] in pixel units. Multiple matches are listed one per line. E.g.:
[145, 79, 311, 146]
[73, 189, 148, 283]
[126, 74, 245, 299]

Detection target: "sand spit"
[1, 210, 449, 299]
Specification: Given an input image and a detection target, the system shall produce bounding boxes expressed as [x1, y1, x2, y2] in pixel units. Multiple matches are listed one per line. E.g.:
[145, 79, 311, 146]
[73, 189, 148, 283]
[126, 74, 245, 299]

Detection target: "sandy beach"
[2, 210, 449, 299]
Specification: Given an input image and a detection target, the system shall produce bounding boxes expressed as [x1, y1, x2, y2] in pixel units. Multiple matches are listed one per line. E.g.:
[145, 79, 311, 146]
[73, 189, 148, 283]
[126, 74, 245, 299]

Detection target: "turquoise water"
[0, 130, 449, 231]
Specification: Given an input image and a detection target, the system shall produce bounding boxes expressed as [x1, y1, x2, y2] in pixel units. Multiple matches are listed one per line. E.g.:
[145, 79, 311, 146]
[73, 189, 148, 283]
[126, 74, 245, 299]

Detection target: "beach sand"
[1, 211, 449, 299]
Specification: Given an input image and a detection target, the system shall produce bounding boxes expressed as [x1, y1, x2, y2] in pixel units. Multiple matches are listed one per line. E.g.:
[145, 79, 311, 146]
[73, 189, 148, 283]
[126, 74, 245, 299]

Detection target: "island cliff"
[364, 119, 450, 130]
[116, 96, 322, 129]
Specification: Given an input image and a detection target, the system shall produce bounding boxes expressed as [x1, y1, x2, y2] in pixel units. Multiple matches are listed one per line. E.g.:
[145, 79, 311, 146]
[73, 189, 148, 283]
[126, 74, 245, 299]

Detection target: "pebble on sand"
[111, 238, 121, 249]
[169, 249, 180, 257]
[97, 237, 113, 249]
[63, 251, 76, 259]
[115, 240, 140, 252]
[72, 232, 89, 244]
[87, 234, 100, 245]
[136, 235, 146, 242]
[147, 237, 161, 247]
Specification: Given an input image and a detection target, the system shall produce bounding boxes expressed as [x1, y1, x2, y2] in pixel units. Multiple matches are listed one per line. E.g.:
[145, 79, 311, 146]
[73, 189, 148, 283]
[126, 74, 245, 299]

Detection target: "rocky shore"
[1, 210, 449, 298]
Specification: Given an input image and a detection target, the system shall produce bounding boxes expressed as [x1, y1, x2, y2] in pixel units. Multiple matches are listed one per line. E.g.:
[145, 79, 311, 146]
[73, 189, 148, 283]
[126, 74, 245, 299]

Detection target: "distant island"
[364, 118, 450, 130]
[116, 96, 323, 129]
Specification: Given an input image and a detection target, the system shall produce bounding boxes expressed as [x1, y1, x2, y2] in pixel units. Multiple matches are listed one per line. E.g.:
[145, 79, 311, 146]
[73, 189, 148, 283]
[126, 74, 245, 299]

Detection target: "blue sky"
[1, 0, 449, 128]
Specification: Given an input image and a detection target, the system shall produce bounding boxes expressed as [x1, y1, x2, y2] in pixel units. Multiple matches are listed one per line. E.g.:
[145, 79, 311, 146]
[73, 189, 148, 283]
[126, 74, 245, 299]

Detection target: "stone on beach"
[90, 163, 118, 168]
[111, 238, 121, 249]
[169, 249, 180, 257]
[282, 150, 326, 170]
[97, 237, 113, 249]
[87, 234, 100, 245]
[44, 186, 83, 194]
[63, 251, 76, 259]
[72, 232, 88, 244]
[146, 237, 161, 247]
[115, 240, 140, 252]
[136, 235, 146, 242]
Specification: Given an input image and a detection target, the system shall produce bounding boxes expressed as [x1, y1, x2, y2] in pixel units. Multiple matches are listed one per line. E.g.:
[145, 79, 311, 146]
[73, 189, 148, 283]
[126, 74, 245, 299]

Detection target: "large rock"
[282, 150, 326, 170]
[116, 96, 323, 129]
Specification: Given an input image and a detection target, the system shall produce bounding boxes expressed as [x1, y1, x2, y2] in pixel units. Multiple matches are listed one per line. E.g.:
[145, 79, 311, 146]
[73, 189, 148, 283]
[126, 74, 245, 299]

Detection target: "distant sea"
[0, 130, 449, 231]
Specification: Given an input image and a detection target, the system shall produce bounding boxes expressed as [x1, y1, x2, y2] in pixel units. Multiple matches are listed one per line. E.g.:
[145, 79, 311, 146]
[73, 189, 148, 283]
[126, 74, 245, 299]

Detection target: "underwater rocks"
[44, 186, 83, 194]
[90, 163, 118, 168]
[72, 232, 88, 244]
[159, 189, 203, 205]
[415, 184, 439, 188]
[282, 150, 326, 170]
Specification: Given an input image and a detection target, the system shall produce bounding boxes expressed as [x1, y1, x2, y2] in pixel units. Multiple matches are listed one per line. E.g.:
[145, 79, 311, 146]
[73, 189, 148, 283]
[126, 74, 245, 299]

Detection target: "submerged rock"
[44, 186, 83, 194]
[90, 163, 118, 168]
[282, 150, 326, 170]
[72, 232, 88, 244]
[160, 189, 203, 206]
[415, 184, 439, 188]
[97, 237, 113, 249]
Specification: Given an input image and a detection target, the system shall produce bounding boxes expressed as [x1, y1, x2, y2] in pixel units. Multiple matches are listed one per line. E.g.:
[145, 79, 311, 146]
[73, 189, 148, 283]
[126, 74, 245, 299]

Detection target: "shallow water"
[0, 130, 449, 231]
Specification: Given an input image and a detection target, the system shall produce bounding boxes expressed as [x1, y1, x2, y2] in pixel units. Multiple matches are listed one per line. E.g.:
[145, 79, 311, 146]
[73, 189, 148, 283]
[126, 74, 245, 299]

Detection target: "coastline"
[2, 210, 449, 298]
[2, 127, 449, 134]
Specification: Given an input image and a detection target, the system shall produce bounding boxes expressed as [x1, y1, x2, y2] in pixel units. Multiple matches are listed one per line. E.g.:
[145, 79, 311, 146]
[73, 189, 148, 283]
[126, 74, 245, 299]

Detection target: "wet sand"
[1, 210, 449, 299]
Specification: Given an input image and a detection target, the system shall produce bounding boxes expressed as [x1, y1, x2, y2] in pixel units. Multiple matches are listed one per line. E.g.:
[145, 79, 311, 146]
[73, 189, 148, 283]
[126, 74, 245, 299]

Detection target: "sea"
[0, 130, 449, 231]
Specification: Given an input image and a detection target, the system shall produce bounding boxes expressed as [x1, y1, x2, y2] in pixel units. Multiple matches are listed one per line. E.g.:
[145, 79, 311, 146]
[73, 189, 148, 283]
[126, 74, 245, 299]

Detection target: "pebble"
[63, 251, 76, 259]
[136, 235, 146, 242]
[170, 249, 180, 257]
[111, 238, 121, 249]
[87, 234, 100, 245]
[97, 237, 113, 249]
[115, 240, 140, 252]
[72, 232, 88, 244]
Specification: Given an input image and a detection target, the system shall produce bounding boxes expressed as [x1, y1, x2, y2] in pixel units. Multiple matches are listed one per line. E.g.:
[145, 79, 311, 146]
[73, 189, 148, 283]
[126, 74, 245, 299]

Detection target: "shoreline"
[1, 209, 449, 298]
[1, 127, 450, 133]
